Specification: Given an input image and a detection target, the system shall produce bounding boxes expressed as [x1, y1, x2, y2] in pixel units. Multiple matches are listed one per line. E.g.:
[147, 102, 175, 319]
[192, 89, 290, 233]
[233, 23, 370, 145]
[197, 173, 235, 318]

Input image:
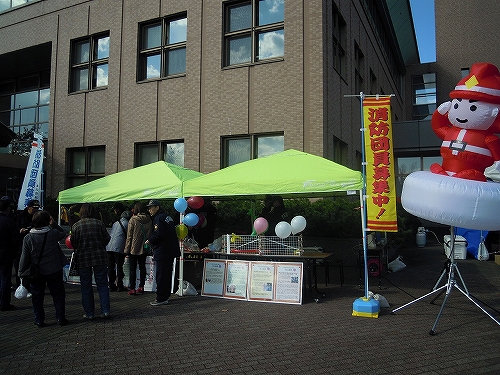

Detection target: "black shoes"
[0, 304, 15, 311]
[58, 318, 70, 326]
[34, 321, 44, 328]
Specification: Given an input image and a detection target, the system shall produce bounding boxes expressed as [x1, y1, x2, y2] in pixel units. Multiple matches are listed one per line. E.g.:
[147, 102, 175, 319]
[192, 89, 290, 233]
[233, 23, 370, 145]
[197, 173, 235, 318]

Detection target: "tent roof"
[183, 149, 363, 200]
[57, 161, 203, 204]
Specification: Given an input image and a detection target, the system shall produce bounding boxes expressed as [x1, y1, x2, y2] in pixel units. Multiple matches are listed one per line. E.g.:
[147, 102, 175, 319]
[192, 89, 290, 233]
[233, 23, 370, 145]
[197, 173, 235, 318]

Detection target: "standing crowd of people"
[0, 197, 182, 328]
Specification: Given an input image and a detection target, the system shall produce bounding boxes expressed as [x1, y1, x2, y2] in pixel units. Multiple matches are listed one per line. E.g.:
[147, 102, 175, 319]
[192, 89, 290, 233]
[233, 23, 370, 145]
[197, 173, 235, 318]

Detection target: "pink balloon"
[187, 196, 204, 209]
[195, 213, 206, 229]
[253, 217, 269, 235]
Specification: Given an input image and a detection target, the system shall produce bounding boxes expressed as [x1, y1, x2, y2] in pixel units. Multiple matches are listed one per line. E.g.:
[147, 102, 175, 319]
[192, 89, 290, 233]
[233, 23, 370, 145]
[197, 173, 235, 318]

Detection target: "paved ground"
[1, 237, 500, 374]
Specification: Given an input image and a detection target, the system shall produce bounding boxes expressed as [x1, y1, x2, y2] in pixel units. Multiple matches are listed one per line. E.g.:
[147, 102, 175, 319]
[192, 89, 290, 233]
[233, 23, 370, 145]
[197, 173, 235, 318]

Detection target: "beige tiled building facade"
[1, 0, 420, 200]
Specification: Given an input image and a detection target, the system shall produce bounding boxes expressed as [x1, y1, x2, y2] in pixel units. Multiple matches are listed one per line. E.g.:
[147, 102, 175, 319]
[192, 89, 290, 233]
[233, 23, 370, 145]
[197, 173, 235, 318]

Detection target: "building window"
[70, 33, 110, 93]
[332, 4, 346, 76]
[136, 141, 184, 167]
[138, 14, 187, 81]
[354, 42, 364, 94]
[222, 133, 284, 167]
[0, 0, 38, 12]
[461, 68, 470, 78]
[0, 71, 50, 156]
[333, 136, 347, 165]
[395, 155, 441, 196]
[412, 73, 436, 120]
[223, 0, 284, 67]
[66, 146, 105, 188]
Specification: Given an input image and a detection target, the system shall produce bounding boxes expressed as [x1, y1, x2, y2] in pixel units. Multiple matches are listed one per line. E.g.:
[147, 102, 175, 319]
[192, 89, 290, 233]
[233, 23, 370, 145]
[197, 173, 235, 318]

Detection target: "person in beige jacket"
[124, 201, 152, 295]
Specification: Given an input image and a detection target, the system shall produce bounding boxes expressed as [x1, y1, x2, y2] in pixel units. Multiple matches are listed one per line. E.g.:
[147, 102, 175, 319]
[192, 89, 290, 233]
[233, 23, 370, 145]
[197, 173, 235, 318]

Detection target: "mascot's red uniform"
[430, 62, 500, 181]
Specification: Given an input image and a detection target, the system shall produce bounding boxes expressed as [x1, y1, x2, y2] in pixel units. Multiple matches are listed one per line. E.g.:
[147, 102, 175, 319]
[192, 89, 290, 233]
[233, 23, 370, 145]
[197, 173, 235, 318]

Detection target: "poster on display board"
[201, 259, 226, 297]
[274, 263, 303, 304]
[202, 259, 303, 305]
[223, 260, 249, 300]
[248, 262, 275, 302]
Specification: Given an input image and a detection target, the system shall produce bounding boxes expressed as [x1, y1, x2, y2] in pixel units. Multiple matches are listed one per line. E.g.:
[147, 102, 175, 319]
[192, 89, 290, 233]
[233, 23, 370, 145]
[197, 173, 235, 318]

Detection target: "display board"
[202, 258, 303, 305]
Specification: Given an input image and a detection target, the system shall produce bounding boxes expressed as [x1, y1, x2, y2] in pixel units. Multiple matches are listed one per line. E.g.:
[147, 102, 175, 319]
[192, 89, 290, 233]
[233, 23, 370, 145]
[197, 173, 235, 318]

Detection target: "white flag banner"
[17, 134, 44, 210]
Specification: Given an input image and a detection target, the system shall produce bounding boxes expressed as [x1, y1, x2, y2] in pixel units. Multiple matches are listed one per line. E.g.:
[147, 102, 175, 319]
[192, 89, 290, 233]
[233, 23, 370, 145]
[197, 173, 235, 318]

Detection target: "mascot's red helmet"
[450, 62, 500, 104]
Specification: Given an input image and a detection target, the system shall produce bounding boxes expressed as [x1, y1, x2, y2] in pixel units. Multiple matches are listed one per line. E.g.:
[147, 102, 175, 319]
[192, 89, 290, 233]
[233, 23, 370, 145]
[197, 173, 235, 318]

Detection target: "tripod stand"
[391, 226, 500, 335]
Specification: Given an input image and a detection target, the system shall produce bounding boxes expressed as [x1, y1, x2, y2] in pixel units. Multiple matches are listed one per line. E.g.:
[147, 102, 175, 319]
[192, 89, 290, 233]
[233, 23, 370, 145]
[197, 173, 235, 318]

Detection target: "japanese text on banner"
[363, 97, 398, 232]
[17, 134, 44, 210]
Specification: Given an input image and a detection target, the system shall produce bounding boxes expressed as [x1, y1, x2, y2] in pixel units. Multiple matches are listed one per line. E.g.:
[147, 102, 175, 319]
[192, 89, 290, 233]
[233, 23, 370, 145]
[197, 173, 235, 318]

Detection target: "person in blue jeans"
[70, 203, 111, 320]
[19, 210, 68, 327]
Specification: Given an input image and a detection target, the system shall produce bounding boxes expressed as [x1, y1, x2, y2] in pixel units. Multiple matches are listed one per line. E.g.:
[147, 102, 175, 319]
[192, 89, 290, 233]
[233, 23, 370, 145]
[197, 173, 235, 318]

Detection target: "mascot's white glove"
[437, 101, 452, 115]
[484, 160, 500, 182]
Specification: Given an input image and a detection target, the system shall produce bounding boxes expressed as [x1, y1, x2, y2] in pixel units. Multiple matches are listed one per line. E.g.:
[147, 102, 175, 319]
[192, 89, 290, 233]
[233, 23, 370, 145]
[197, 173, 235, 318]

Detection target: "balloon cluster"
[173, 196, 206, 239]
[252, 215, 307, 238]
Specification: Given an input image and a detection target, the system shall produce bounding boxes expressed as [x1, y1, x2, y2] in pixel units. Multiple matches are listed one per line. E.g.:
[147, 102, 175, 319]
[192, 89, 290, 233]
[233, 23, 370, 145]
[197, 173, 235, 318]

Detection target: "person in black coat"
[145, 200, 180, 306]
[0, 196, 18, 311]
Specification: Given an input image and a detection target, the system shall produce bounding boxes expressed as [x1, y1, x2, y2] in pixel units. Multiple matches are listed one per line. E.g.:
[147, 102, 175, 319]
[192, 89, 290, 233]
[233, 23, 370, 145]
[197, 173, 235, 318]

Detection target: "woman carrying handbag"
[19, 210, 68, 327]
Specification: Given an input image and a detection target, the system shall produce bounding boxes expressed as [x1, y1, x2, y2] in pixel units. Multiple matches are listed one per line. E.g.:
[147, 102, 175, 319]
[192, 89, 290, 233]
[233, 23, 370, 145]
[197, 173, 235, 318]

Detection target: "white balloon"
[275, 221, 292, 239]
[290, 215, 307, 234]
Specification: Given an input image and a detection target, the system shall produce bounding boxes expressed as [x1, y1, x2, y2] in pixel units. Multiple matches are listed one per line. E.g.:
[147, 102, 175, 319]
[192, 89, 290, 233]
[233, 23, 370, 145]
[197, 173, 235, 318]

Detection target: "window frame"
[332, 3, 346, 77]
[137, 13, 187, 82]
[135, 140, 185, 167]
[223, 0, 285, 68]
[221, 132, 284, 167]
[411, 72, 437, 120]
[69, 32, 110, 93]
[66, 146, 106, 188]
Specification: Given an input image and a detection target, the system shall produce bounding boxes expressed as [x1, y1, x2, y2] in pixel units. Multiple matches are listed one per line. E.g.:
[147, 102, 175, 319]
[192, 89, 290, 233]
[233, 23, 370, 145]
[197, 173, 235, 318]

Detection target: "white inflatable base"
[401, 171, 500, 231]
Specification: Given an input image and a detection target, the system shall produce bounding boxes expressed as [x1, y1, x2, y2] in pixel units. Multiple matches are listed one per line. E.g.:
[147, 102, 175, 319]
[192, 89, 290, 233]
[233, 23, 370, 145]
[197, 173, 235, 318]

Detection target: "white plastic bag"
[176, 280, 198, 296]
[477, 241, 489, 261]
[388, 256, 406, 272]
[14, 283, 29, 299]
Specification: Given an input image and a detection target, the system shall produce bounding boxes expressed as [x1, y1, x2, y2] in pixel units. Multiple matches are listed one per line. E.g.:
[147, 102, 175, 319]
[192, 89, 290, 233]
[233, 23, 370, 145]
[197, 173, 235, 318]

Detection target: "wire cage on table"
[223, 234, 303, 256]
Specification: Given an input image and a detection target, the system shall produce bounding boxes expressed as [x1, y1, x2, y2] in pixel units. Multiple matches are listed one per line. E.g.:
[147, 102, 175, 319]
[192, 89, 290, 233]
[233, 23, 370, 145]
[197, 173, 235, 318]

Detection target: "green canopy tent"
[58, 161, 203, 205]
[57, 161, 204, 296]
[183, 149, 363, 199]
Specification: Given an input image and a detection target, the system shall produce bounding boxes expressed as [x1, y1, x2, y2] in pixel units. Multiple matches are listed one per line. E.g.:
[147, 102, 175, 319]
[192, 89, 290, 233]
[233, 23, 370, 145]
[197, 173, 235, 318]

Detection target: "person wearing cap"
[0, 196, 18, 311]
[430, 62, 500, 181]
[13, 199, 41, 290]
[124, 201, 152, 295]
[106, 208, 132, 292]
[145, 199, 180, 306]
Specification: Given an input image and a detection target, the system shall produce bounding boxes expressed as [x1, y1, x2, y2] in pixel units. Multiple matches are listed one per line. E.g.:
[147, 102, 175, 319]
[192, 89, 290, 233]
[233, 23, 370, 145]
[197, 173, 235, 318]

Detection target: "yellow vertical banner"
[363, 96, 398, 232]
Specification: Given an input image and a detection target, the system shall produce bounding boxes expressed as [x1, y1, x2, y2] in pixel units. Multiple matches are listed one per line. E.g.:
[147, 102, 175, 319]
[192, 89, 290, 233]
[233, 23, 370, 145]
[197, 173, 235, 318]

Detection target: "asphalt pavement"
[1, 239, 500, 374]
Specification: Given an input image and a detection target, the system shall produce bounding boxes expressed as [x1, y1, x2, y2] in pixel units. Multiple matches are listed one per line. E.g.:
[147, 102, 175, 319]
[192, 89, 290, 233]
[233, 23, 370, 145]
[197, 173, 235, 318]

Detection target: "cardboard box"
[444, 235, 467, 260]
[495, 254, 500, 265]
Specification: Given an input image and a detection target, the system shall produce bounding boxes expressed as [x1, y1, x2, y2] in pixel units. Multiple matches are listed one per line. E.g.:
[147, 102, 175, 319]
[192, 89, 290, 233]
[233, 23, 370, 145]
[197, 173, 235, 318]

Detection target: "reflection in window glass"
[228, 3, 251, 32]
[258, 0, 284, 26]
[257, 135, 284, 158]
[89, 148, 105, 174]
[258, 29, 284, 60]
[39, 88, 50, 104]
[167, 48, 186, 75]
[94, 64, 108, 87]
[397, 157, 420, 175]
[15, 91, 38, 108]
[138, 144, 159, 166]
[229, 36, 251, 65]
[38, 106, 49, 122]
[71, 150, 86, 174]
[228, 138, 251, 166]
[422, 156, 442, 170]
[19, 108, 36, 125]
[143, 24, 162, 49]
[163, 142, 184, 166]
[72, 68, 89, 92]
[146, 55, 161, 78]
[168, 18, 187, 44]
[37, 123, 49, 139]
[74, 41, 90, 64]
[95, 36, 110, 59]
